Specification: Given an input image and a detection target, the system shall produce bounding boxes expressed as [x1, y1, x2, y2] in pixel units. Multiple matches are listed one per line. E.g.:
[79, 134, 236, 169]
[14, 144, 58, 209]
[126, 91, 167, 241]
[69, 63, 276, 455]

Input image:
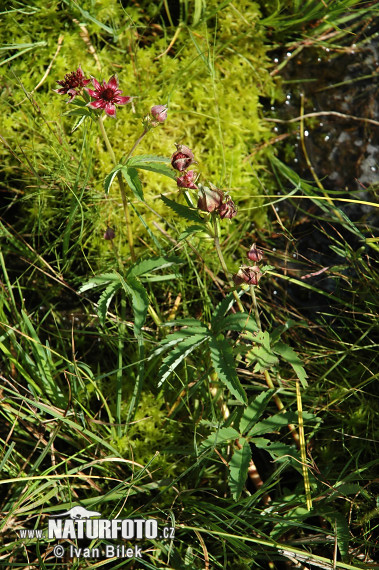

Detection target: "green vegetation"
[1, 1, 378, 568]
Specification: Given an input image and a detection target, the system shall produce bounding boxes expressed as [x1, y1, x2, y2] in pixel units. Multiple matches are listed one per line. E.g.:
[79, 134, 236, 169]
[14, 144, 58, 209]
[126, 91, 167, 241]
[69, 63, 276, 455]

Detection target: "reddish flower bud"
[103, 227, 115, 240]
[176, 170, 198, 189]
[55, 66, 91, 102]
[171, 144, 195, 172]
[247, 243, 263, 262]
[151, 105, 168, 123]
[197, 184, 224, 213]
[219, 198, 237, 219]
[233, 265, 262, 286]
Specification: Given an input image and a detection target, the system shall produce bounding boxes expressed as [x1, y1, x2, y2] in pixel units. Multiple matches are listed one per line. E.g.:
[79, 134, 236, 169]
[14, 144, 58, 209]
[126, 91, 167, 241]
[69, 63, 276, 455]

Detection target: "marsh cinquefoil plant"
[56, 66, 312, 506]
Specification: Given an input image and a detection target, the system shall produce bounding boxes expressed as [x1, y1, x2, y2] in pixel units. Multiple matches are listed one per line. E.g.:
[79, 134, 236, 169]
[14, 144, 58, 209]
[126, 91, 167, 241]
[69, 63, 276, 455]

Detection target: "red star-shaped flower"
[86, 75, 132, 118]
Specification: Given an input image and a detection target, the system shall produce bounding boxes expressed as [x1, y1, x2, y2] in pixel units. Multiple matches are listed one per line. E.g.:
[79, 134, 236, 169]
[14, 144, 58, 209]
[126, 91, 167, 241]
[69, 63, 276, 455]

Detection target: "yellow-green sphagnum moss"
[0, 0, 281, 269]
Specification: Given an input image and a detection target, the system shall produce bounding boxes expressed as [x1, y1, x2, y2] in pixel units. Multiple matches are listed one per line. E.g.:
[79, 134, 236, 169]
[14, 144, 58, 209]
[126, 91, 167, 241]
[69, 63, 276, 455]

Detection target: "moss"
[1, 1, 280, 266]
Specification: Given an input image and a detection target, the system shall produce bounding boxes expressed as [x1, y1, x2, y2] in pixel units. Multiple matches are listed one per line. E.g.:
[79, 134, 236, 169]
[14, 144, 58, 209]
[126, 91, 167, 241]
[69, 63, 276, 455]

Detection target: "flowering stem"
[124, 128, 149, 162]
[213, 216, 244, 312]
[97, 116, 136, 261]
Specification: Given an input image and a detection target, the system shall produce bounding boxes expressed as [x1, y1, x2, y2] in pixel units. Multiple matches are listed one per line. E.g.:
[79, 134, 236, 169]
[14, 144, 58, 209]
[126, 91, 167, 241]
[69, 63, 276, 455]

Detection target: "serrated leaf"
[78, 273, 118, 293]
[200, 426, 240, 450]
[211, 292, 243, 328]
[119, 274, 148, 337]
[178, 225, 206, 241]
[97, 281, 121, 325]
[160, 194, 203, 223]
[104, 165, 123, 195]
[229, 438, 251, 500]
[209, 335, 247, 403]
[63, 107, 92, 117]
[121, 166, 144, 201]
[127, 155, 177, 180]
[157, 334, 208, 387]
[239, 390, 275, 434]
[248, 411, 298, 437]
[246, 343, 279, 373]
[273, 342, 308, 387]
[213, 312, 258, 336]
[128, 256, 182, 278]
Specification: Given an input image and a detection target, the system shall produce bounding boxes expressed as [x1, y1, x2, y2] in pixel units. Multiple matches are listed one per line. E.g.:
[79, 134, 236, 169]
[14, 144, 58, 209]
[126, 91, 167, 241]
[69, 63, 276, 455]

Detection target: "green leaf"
[273, 342, 308, 388]
[97, 281, 121, 325]
[178, 225, 206, 241]
[247, 411, 298, 437]
[213, 312, 258, 336]
[200, 426, 240, 450]
[121, 166, 144, 201]
[119, 274, 149, 337]
[127, 155, 177, 180]
[157, 334, 208, 387]
[209, 335, 247, 403]
[160, 194, 203, 223]
[128, 256, 182, 278]
[229, 438, 251, 500]
[211, 292, 243, 328]
[104, 165, 123, 195]
[78, 273, 118, 294]
[239, 390, 275, 434]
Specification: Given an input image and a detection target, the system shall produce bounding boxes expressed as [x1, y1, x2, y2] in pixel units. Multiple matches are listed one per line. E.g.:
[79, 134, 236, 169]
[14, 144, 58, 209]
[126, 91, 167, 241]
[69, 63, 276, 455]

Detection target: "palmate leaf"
[247, 411, 299, 438]
[211, 291, 243, 326]
[157, 334, 208, 388]
[228, 438, 251, 500]
[160, 194, 204, 223]
[209, 335, 247, 403]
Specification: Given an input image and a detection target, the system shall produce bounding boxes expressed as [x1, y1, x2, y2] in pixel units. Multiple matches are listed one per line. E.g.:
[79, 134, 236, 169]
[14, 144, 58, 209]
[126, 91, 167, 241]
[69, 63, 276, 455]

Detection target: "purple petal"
[114, 96, 131, 105]
[88, 100, 105, 109]
[91, 77, 101, 90]
[108, 76, 118, 89]
[104, 103, 116, 117]
[86, 89, 99, 98]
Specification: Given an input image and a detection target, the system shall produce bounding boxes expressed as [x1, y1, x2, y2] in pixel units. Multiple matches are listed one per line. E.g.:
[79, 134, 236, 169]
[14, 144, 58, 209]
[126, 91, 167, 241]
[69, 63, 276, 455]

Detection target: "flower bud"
[171, 144, 195, 171]
[247, 243, 263, 262]
[233, 265, 262, 286]
[177, 170, 198, 189]
[103, 227, 115, 240]
[151, 104, 167, 123]
[219, 198, 237, 219]
[197, 183, 224, 213]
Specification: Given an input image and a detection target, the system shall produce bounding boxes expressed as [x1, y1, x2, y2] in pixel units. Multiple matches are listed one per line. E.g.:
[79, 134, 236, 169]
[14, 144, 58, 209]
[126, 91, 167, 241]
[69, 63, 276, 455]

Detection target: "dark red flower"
[103, 227, 115, 240]
[219, 197, 237, 219]
[177, 170, 198, 189]
[55, 66, 90, 102]
[151, 105, 168, 123]
[197, 184, 224, 213]
[247, 243, 263, 262]
[171, 144, 195, 172]
[233, 266, 262, 286]
[86, 76, 132, 118]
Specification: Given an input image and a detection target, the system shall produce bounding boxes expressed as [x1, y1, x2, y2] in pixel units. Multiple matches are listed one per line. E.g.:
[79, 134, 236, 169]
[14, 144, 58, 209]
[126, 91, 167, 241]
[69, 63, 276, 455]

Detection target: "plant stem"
[124, 128, 149, 162]
[213, 216, 245, 312]
[98, 116, 135, 261]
